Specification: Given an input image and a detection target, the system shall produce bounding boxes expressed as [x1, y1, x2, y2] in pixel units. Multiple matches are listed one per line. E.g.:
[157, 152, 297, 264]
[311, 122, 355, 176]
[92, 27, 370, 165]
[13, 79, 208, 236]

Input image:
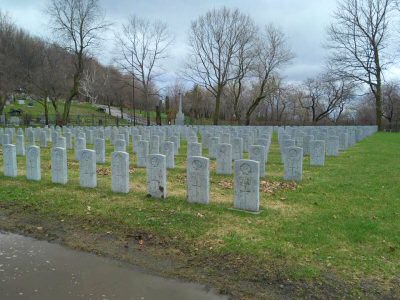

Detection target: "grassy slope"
[5, 101, 107, 116]
[0, 132, 399, 298]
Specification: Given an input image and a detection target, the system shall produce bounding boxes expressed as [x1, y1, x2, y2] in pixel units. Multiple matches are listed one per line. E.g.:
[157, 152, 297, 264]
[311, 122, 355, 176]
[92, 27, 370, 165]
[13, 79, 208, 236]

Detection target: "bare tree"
[47, 0, 109, 124]
[0, 11, 18, 113]
[244, 25, 293, 125]
[382, 82, 400, 129]
[327, 0, 394, 131]
[299, 74, 354, 123]
[115, 15, 172, 126]
[185, 7, 255, 125]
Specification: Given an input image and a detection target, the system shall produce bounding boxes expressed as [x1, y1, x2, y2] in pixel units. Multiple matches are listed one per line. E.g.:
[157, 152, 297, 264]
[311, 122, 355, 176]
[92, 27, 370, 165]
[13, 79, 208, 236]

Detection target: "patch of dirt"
[96, 167, 135, 176]
[0, 205, 398, 300]
[218, 179, 298, 195]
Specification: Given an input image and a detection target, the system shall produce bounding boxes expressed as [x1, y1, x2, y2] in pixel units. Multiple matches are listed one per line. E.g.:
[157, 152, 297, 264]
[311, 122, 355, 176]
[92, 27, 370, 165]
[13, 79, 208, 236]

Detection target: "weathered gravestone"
[169, 135, 179, 155]
[26, 146, 41, 181]
[3, 144, 17, 177]
[303, 135, 314, 156]
[281, 139, 295, 164]
[232, 137, 243, 161]
[220, 133, 230, 144]
[16, 135, 25, 156]
[187, 156, 209, 204]
[132, 134, 141, 154]
[137, 140, 149, 168]
[57, 137, 66, 149]
[310, 140, 325, 166]
[40, 131, 48, 148]
[94, 138, 106, 164]
[249, 145, 266, 178]
[209, 137, 219, 159]
[111, 151, 129, 193]
[284, 146, 303, 181]
[216, 143, 232, 175]
[339, 132, 348, 151]
[75, 137, 86, 161]
[161, 141, 175, 169]
[115, 139, 126, 152]
[234, 159, 260, 212]
[66, 131, 73, 150]
[146, 154, 167, 199]
[2, 133, 10, 145]
[187, 142, 202, 158]
[51, 147, 67, 184]
[79, 149, 97, 188]
[51, 131, 59, 148]
[327, 136, 339, 157]
[150, 135, 160, 154]
[187, 135, 197, 144]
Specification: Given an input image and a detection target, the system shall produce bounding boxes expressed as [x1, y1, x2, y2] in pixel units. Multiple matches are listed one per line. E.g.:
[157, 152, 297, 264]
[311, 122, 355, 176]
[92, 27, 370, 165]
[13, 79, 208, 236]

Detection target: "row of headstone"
[277, 125, 377, 180]
[2, 125, 377, 181]
[2, 141, 263, 212]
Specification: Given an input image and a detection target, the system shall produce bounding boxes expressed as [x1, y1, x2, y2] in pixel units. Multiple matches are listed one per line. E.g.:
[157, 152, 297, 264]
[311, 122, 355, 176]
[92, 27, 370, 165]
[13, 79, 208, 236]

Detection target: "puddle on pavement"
[0, 232, 227, 300]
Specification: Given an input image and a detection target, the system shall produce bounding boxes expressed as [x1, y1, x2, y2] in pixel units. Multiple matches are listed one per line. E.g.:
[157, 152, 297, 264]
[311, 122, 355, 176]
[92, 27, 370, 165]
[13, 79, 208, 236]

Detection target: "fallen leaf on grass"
[97, 168, 111, 175]
[260, 180, 298, 195]
[218, 179, 233, 189]
[196, 212, 205, 218]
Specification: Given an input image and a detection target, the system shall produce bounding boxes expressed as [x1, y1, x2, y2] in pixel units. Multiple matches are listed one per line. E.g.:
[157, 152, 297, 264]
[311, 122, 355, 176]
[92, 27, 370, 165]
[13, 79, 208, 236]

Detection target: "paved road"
[0, 232, 226, 300]
[95, 105, 155, 126]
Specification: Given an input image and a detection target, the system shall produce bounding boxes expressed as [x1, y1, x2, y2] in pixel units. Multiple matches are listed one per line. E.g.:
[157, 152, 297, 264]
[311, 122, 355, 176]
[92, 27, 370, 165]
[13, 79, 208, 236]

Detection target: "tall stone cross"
[178, 92, 182, 113]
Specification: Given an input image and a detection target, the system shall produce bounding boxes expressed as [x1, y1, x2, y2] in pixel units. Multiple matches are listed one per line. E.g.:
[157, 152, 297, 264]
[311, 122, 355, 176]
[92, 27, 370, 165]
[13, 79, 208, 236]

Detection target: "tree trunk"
[51, 98, 58, 114]
[213, 89, 222, 125]
[63, 53, 83, 124]
[44, 93, 49, 126]
[245, 96, 264, 126]
[0, 95, 5, 115]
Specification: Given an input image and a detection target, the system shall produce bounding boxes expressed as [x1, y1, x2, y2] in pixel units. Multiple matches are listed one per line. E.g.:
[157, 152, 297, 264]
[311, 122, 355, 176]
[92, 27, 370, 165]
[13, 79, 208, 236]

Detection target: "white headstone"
[137, 140, 149, 168]
[146, 154, 167, 199]
[187, 142, 202, 158]
[249, 145, 266, 178]
[51, 147, 68, 184]
[3, 144, 17, 177]
[310, 140, 325, 166]
[26, 146, 41, 181]
[79, 149, 97, 188]
[327, 136, 339, 157]
[216, 143, 232, 175]
[115, 139, 126, 152]
[150, 135, 160, 154]
[284, 146, 303, 181]
[187, 156, 209, 204]
[16, 135, 25, 156]
[75, 137, 86, 161]
[161, 141, 175, 169]
[232, 137, 243, 161]
[111, 151, 130, 193]
[234, 159, 260, 212]
[94, 138, 106, 164]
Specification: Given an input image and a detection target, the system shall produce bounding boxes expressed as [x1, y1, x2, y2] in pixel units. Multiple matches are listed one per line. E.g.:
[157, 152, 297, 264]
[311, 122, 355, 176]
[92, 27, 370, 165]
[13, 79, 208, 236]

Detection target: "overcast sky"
[0, 0, 357, 86]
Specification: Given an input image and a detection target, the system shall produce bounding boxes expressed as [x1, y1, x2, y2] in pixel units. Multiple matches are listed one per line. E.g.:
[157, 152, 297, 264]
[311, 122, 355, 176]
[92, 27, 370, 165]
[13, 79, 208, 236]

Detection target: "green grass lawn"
[0, 132, 399, 298]
[5, 101, 130, 126]
[6, 101, 107, 116]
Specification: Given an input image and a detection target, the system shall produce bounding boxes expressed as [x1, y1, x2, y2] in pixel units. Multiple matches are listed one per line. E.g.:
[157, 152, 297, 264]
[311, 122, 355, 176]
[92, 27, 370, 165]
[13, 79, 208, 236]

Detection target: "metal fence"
[0, 113, 130, 127]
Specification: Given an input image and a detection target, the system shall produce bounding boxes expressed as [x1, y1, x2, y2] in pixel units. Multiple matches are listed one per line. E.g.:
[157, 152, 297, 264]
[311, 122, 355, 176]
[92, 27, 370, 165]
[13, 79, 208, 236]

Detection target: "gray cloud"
[3, 0, 341, 84]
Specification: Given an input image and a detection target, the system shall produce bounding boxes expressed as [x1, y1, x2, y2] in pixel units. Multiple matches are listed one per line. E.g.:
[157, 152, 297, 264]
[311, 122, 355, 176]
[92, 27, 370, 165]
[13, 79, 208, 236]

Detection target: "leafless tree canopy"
[299, 74, 355, 123]
[185, 7, 256, 125]
[327, 0, 394, 130]
[114, 15, 172, 125]
[47, 0, 110, 123]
